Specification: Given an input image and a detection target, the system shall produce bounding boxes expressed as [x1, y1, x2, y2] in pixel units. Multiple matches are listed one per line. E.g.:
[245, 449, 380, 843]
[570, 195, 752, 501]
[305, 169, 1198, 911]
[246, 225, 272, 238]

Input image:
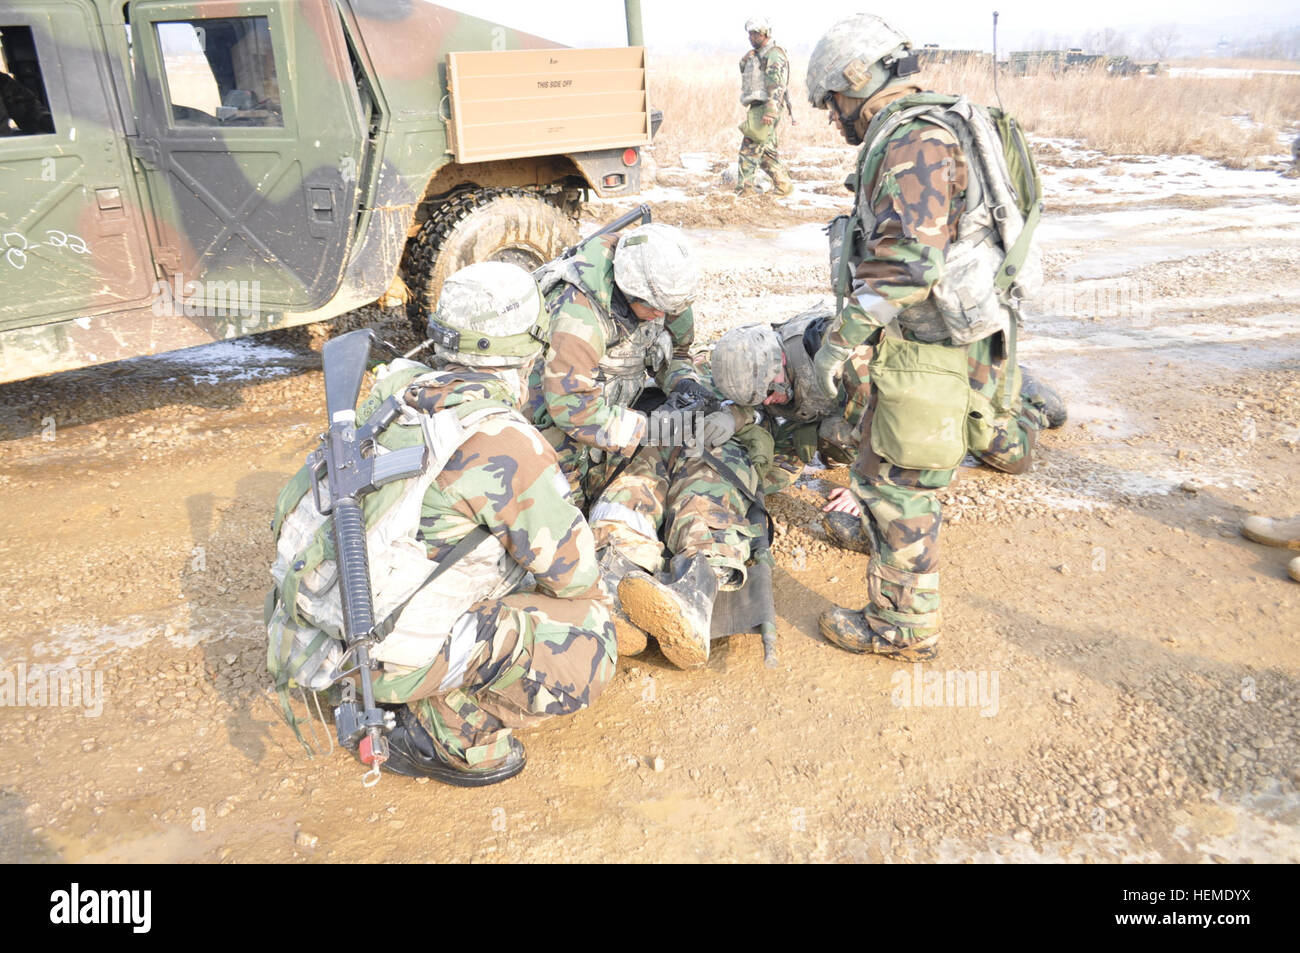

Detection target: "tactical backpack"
[831, 92, 1043, 415]
[826, 93, 1045, 471]
[264, 361, 527, 745]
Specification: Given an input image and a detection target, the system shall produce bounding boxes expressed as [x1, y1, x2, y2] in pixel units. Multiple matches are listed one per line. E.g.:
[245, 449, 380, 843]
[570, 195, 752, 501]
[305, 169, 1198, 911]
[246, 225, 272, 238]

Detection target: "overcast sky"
[430, 0, 1300, 53]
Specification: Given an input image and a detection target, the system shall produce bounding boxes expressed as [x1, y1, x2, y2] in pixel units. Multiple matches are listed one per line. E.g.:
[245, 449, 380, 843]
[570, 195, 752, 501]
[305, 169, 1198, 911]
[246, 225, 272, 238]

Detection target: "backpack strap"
[372, 525, 492, 640]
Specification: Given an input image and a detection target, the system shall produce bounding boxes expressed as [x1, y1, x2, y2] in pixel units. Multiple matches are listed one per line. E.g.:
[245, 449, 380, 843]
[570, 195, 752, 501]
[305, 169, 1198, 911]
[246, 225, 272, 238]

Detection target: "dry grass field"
[648, 54, 1300, 169]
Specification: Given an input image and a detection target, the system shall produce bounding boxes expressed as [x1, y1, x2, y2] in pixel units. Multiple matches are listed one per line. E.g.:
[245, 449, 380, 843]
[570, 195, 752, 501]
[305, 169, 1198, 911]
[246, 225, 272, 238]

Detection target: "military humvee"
[0, 0, 658, 383]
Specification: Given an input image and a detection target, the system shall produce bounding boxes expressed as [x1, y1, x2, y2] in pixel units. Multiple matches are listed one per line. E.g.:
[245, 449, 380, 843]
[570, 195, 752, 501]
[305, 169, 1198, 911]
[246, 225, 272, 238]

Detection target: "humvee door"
[0, 4, 156, 332]
[128, 0, 366, 312]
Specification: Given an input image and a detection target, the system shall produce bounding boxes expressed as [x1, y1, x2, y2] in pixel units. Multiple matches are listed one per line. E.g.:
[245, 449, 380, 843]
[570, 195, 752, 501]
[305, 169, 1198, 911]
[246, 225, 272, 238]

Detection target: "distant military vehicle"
[1008, 48, 1157, 77]
[915, 44, 993, 70]
[0, 0, 659, 383]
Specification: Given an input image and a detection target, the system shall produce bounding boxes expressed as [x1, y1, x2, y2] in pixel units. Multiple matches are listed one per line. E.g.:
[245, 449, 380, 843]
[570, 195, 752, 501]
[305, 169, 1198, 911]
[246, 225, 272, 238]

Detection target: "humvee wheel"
[402, 187, 578, 335]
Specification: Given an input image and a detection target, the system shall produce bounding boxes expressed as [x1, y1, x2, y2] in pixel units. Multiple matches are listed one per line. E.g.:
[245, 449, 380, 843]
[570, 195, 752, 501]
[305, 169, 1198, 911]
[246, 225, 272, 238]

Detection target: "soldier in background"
[736, 16, 793, 197]
[0, 70, 53, 135]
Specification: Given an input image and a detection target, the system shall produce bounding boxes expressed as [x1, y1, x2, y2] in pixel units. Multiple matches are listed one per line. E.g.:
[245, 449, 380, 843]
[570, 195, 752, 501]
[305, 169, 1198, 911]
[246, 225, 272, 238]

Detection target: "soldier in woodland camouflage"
[526, 223, 704, 508]
[800, 14, 1065, 661]
[267, 263, 615, 785]
[736, 17, 794, 196]
[587, 362, 768, 669]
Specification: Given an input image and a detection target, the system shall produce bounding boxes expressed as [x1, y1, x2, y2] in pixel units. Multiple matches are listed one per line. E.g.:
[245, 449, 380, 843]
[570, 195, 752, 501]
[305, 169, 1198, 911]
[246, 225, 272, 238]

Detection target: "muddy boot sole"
[619, 574, 709, 669]
[614, 612, 648, 657]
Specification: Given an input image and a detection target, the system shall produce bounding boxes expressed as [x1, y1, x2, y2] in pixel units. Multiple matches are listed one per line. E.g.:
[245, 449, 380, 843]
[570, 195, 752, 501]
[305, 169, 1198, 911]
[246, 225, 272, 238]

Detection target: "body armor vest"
[740, 43, 779, 105]
[849, 97, 1041, 344]
[268, 368, 530, 684]
[778, 307, 839, 423]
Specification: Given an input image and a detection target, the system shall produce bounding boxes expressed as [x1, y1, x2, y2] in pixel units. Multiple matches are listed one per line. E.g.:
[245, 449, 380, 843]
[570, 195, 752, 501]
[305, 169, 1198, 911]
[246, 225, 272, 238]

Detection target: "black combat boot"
[597, 547, 649, 657]
[381, 706, 526, 786]
[1019, 367, 1068, 429]
[818, 607, 939, 661]
[618, 553, 718, 669]
[822, 510, 874, 555]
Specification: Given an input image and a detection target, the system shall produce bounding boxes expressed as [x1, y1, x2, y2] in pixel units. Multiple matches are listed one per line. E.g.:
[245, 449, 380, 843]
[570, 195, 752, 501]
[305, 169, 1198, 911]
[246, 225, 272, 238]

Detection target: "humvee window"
[156, 16, 282, 128]
[0, 25, 55, 136]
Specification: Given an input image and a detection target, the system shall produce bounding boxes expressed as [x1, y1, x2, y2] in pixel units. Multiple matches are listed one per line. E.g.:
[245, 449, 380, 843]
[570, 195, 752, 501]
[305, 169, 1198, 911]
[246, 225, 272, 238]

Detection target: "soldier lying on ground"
[585, 369, 768, 670]
[708, 305, 1065, 657]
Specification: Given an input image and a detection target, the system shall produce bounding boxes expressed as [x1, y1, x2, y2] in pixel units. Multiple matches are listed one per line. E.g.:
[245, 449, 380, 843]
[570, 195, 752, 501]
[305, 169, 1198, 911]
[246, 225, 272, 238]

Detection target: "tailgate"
[446, 47, 650, 163]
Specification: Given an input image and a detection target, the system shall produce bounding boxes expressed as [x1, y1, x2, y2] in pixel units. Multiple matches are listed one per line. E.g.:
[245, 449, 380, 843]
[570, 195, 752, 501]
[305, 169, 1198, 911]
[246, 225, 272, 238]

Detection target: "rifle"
[307, 329, 429, 786]
[543, 203, 651, 271]
[783, 89, 796, 127]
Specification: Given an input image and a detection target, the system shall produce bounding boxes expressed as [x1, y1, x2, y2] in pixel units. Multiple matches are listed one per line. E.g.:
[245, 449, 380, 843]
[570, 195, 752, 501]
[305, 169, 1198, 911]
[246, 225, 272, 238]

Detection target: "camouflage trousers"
[538, 424, 633, 512]
[589, 440, 763, 579]
[848, 333, 1047, 647]
[372, 591, 616, 771]
[737, 109, 791, 193]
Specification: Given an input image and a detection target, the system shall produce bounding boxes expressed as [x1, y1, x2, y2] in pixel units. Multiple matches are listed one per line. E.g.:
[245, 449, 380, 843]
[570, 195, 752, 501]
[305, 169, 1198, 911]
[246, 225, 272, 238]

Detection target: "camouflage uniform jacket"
[0, 72, 52, 135]
[826, 86, 971, 351]
[528, 232, 698, 457]
[408, 368, 605, 605]
[739, 41, 789, 119]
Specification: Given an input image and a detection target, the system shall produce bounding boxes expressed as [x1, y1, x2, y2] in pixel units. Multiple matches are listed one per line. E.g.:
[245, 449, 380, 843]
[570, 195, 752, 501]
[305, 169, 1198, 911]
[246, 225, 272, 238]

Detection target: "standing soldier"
[268, 263, 616, 785]
[800, 13, 1061, 661]
[736, 16, 794, 197]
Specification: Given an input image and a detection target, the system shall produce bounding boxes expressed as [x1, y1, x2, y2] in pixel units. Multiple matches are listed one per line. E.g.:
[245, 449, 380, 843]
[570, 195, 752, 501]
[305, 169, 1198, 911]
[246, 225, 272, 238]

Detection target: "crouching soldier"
[267, 262, 616, 786]
[527, 222, 706, 508]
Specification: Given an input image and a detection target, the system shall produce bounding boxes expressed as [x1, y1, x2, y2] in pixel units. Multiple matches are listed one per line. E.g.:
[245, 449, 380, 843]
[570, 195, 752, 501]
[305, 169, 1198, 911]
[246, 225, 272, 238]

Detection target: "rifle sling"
[372, 525, 492, 641]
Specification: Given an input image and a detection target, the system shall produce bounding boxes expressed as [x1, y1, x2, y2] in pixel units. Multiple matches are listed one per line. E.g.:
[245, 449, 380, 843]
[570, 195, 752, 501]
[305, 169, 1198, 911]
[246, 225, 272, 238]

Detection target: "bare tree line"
[1022, 24, 1300, 62]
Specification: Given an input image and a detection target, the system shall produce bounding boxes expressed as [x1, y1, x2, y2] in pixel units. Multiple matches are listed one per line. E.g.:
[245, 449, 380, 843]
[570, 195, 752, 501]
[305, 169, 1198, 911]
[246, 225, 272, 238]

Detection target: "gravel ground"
[0, 140, 1297, 863]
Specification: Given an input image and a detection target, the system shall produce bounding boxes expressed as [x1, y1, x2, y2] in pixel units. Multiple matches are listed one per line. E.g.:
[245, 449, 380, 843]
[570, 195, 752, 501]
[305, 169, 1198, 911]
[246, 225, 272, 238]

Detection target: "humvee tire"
[402, 187, 579, 334]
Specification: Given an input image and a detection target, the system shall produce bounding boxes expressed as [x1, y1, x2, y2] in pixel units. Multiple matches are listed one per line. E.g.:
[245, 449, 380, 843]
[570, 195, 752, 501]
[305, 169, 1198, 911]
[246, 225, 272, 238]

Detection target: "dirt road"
[1, 140, 1297, 863]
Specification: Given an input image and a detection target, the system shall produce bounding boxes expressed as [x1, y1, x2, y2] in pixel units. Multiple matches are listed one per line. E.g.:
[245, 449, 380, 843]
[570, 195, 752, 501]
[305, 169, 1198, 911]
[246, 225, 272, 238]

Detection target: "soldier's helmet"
[806, 13, 913, 108]
[427, 261, 545, 368]
[745, 16, 772, 35]
[712, 324, 784, 406]
[613, 223, 700, 317]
